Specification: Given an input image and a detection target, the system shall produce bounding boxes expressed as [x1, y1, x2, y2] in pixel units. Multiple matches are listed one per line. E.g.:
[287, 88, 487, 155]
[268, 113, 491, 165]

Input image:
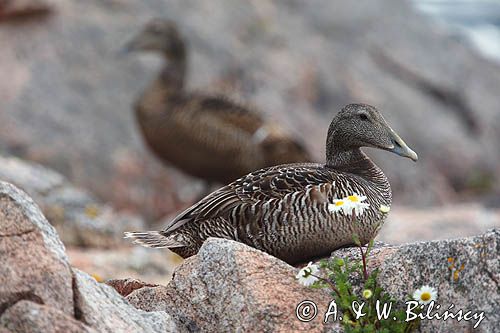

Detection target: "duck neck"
[137, 52, 187, 121]
[326, 146, 385, 179]
[326, 148, 368, 170]
[158, 51, 187, 93]
[326, 147, 390, 199]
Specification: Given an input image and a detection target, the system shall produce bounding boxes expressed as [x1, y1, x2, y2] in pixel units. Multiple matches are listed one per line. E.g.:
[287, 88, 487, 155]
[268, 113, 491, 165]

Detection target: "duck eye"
[359, 113, 369, 121]
[150, 27, 162, 34]
[147, 23, 163, 34]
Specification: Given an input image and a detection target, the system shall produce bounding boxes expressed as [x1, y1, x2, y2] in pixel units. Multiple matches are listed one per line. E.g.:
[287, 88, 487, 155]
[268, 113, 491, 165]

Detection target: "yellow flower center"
[347, 195, 359, 202]
[420, 292, 431, 302]
[91, 273, 104, 282]
[335, 201, 344, 206]
[362, 289, 372, 299]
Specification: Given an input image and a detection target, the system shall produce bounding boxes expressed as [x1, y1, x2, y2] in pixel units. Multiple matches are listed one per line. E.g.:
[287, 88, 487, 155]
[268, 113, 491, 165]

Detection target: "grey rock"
[159, 238, 339, 332]
[375, 230, 499, 332]
[331, 230, 500, 332]
[0, 155, 146, 247]
[43, 184, 145, 248]
[0, 181, 74, 319]
[0, 180, 68, 265]
[0, 182, 74, 322]
[105, 278, 159, 298]
[126, 286, 171, 313]
[73, 269, 180, 333]
[67, 246, 177, 286]
[1, 0, 500, 219]
[0, 155, 65, 199]
[0, 300, 96, 333]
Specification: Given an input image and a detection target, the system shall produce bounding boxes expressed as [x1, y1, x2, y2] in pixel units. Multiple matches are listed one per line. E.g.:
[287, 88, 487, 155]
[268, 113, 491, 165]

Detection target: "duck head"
[326, 104, 418, 166]
[123, 18, 185, 60]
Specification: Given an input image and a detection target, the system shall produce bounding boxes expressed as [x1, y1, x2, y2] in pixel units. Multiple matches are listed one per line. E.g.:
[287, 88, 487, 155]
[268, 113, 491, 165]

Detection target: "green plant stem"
[351, 209, 369, 281]
[359, 243, 368, 281]
[314, 275, 341, 297]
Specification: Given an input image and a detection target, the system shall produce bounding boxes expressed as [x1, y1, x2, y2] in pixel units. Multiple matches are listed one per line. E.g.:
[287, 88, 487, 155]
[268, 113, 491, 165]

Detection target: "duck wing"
[187, 95, 307, 152]
[162, 163, 337, 233]
[187, 95, 265, 134]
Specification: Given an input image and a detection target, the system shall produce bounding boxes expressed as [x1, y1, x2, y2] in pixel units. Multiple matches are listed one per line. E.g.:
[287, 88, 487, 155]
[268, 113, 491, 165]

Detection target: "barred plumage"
[126, 104, 417, 264]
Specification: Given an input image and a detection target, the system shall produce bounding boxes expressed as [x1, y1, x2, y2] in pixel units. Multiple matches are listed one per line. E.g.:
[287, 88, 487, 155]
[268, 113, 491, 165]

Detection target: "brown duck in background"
[124, 19, 311, 194]
[125, 104, 418, 265]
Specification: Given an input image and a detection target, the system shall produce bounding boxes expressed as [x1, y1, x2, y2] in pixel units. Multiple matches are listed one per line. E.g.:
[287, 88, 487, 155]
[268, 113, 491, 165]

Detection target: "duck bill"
[121, 31, 156, 54]
[387, 127, 418, 162]
[121, 36, 143, 54]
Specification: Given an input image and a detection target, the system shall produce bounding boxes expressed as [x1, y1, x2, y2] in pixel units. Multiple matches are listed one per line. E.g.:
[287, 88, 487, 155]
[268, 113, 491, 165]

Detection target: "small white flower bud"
[379, 204, 390, 214]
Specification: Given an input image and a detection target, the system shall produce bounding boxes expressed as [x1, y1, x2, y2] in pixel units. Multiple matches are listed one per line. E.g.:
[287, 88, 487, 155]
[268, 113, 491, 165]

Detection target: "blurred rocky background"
[1, 0, 500, 282]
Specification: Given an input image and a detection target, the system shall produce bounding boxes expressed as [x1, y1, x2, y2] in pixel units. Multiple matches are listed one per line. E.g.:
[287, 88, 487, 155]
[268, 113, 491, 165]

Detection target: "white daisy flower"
[345, 193, 370, 216]
[412, 285, 438, 305]
[379, 204, 391, 214]
[296, 262, 319, 287]
[328, 199, 349, 214]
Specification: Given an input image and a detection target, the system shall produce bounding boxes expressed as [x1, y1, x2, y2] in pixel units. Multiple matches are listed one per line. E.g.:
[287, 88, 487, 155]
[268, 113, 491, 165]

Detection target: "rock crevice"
[0, 181, 180, 333]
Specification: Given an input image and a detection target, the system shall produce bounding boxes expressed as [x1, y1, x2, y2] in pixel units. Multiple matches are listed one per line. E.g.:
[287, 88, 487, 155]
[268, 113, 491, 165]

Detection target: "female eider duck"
[124, 19, 311, 194]
[125, 104, 418, 264]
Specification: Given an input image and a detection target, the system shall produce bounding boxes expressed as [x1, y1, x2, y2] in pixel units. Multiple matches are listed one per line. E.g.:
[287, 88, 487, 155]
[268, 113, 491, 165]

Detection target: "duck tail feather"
[124, 231, 185, 249]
